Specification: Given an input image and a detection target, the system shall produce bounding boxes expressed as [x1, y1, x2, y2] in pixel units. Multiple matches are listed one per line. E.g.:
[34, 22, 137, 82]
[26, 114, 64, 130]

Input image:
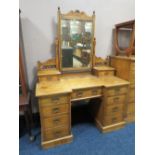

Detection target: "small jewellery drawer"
[103, 114, 124, 126]
[98, 71, 114, 76]
[39, 95, 69, 105]
[39, 75, 59, 82]
[41, 104, 69, 118]
[43, 126, 69, 141]
[71, 87, 102, 100]
[107, 86, 128, 96]
[106, 95, 126, 105]
[42, 114, 69, 129]
[103, 104, 124, 115]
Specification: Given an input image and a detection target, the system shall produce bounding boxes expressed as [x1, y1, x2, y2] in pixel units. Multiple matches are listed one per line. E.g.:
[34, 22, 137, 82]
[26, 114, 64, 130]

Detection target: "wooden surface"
[93, 65, 115, 77]
[41, 134, 73, 149]
[93, 66, 115, 71]
[115, 20, 135, 29]
[37, 59, 56, 70]
[37, 68, 61, 82]
[36, 73, 129, 148]
[38, 68, 61, 76]
[109, 56, 135, 122]
[36, 75, 129, 97]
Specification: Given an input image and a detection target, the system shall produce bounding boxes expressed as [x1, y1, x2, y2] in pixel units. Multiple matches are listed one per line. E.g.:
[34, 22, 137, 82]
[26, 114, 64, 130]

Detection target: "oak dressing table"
[35, 8, 129, 149]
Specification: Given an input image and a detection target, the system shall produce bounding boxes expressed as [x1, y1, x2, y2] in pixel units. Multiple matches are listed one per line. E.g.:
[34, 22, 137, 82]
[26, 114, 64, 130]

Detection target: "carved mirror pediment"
[57, 8, 95, 72]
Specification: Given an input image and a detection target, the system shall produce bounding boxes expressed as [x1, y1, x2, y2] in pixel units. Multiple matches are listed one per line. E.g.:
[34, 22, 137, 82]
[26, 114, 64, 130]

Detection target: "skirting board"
[95, 119, 126, 133]
[42, 134, 73, 149]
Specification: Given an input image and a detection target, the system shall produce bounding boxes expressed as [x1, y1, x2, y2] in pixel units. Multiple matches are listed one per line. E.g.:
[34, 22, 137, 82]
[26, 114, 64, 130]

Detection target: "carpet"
[19, 122, 135, 155]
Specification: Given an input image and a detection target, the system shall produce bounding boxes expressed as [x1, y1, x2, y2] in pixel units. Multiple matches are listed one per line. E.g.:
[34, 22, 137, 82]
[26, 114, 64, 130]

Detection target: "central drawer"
[43, 126, 69, 141]
[42, 114, 69, 129]
[106, 95, 126, 105]
[107, 86, 128, 97]
[71, 87, 102, 100]
[40, 104, 69, 118]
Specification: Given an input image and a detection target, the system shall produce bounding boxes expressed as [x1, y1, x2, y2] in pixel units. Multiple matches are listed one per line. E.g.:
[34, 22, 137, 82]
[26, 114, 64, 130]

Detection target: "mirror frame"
[57, 7, 95, 72]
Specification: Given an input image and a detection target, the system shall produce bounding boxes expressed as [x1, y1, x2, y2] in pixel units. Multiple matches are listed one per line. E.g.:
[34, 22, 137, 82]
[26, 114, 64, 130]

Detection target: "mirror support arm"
[55, 37, 60, 71]
[92, 37, 96, 68]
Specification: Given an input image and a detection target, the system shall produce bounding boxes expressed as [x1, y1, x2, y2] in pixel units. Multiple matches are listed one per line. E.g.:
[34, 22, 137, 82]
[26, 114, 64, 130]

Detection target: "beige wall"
[20, 0, 135, 89]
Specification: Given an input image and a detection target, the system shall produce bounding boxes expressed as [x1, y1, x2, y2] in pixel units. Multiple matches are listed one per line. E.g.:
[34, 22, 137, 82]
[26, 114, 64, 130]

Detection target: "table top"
[36, 75, 129, 97]
[37, 68, 61, 76]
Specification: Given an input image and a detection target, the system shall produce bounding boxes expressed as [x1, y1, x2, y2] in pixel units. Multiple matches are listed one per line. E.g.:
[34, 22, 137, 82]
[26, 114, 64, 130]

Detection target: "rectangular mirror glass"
[60, 18, 93, 71]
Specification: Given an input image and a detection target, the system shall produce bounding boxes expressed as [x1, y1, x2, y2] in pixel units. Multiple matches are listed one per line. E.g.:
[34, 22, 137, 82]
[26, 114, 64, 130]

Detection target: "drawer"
[130, 70, 135, 77]
[39, 75, 59, 82]
[42, 114, 69, 129]
[130, 62, 135, 71]
[71, 87, 102, 100]
[39, 95, 69, 105]
[43, 126, 69, 141]
[107, 86, 128, 96]
[129, 97, 135, 103]
[129, 89, 135, 98]
[129, 89, 135, 103]
[126, 112, 135, 122]
[103, 103, 124, 116]
[130, 83, 135, 89]
[127, 103, 135, 113]
[106, 95, 126, 105]
[129, 70, 135, 82]
[103, 114, 124, 126]
[40, 104, 69, 118]
[98, 71, 114, 76]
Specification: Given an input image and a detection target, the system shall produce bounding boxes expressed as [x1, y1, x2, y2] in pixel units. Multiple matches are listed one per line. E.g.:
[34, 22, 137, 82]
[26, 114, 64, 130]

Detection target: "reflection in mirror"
[61, 19, 93, 70]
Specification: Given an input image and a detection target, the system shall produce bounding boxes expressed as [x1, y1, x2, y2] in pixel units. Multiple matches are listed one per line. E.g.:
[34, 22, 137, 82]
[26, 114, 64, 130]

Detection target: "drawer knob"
[54, 131, 61, 137]
[53, 118, 60, 124]
[112, 107, 118, 112]
[92, 89, 98, 95]
[112, 117, 117, 123]
[115, 88, 120, 92]
[52, 107, 60, 113]
[113, 97, 119, 102]
[51, 96, 59, 102]
[76, 92, 83, 97]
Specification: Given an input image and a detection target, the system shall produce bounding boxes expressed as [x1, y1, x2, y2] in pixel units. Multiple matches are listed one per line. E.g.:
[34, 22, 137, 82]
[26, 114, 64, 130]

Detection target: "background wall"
[19, 0, 135, 89]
